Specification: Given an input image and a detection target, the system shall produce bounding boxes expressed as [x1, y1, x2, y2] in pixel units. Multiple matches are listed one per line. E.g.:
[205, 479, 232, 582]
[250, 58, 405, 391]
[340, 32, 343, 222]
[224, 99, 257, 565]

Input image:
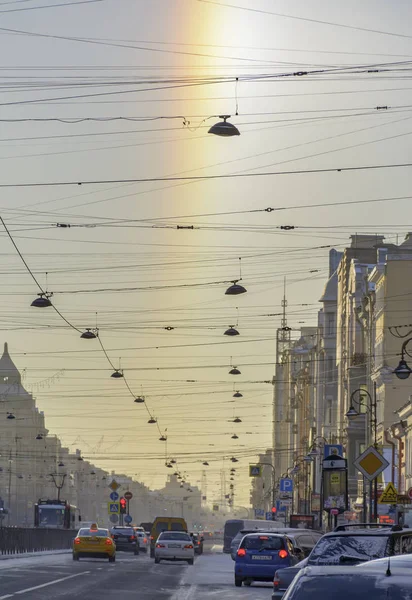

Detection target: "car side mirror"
[294, 547, 303, 555]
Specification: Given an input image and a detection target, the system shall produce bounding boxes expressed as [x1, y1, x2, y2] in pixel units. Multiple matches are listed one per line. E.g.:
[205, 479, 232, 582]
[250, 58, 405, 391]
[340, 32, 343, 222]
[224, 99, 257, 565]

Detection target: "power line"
[0, 161, 410, 188]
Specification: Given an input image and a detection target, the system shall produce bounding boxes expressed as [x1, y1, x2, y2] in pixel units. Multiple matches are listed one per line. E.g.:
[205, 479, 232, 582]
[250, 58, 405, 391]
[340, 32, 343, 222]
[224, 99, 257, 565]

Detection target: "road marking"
[13, 571, 90, 595]
[0, 595, 14, 599]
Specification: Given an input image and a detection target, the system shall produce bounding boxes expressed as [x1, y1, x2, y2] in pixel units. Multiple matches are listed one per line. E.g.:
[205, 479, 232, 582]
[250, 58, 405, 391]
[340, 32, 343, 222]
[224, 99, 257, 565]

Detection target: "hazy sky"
[1, 0, 412, 507]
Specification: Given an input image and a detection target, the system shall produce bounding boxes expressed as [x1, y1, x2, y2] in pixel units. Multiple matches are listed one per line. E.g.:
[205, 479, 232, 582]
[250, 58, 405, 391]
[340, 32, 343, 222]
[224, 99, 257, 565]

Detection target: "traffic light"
[271, 506, 277, 521]
[119, 497, 127, 514]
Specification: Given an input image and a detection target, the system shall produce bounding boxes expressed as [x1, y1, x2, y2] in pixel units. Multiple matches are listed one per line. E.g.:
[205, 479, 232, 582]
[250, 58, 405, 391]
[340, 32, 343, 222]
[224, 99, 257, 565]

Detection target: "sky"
[0, 0, 412, 507]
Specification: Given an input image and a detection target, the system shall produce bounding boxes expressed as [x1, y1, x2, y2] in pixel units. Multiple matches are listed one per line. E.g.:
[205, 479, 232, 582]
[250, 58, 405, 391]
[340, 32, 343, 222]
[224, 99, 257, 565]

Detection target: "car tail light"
[273, 576, 280, 589]
[184, 544, 194, 549]
[105, 539, 113, 546]
[144, 538, 147, 543]
[111, 534, 115, 539]
[150, 536, 154, 540]
[130, 535, 135, 541]
[74, 538, 81, 545]
[156, 543, 165, 548]
[237, 548, 246, 557]
[278, 549, 289, 559]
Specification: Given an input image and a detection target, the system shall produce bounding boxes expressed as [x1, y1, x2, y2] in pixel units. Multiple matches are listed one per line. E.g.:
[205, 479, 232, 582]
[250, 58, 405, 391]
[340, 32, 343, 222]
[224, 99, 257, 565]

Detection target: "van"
[150, 516, 188, 557]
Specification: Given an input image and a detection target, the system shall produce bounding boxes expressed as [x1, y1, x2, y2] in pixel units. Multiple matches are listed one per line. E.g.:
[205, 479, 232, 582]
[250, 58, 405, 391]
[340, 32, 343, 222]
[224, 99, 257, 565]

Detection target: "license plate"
[252, 555, 272, 560]
[169, 544, 181, 548]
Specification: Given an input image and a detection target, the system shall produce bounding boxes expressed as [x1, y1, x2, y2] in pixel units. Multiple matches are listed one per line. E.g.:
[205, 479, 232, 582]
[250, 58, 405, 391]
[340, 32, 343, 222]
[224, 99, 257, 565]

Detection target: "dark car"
[273, 558, 308, 599]
[307, 524, 412, 566]
[235, 533, 300, 587]
[273, 524, 412, 599]
[191, 533, 204, 555]
[110, 526, 139, 554]
[281, 565, 412, 600]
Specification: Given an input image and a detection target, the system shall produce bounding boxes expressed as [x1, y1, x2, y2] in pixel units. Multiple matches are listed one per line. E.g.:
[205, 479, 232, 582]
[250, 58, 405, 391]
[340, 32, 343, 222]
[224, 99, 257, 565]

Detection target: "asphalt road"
[0, 543, 272, 600]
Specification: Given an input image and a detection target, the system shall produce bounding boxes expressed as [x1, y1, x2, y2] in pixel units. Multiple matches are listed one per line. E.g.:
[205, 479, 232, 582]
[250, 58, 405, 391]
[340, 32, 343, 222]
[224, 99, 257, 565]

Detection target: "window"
[158, 532, 190, 541]
[155, 521, 169, 535]
[326, 399, 333, 426]
[327, 314, 335, 336]
[241, 536, 283, 550]
[327, 357, 334, 382]
[171, 522, 185, 531]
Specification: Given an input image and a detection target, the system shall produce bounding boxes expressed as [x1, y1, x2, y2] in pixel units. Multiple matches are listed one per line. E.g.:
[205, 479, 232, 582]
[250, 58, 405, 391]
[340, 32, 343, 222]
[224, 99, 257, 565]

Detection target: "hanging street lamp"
[208, 115, 240, 137]
[31, 293, 52, 308]
[224, 326, 239, 337]
[225, 280, 247, 296]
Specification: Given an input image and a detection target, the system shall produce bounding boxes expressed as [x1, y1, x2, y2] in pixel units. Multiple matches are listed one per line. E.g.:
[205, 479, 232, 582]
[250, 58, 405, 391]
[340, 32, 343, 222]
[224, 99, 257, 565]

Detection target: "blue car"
[234, 533, 300, 587]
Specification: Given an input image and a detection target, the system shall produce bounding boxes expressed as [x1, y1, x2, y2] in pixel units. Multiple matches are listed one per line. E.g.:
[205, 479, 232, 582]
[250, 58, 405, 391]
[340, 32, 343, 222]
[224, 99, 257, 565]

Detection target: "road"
[0, 544, 273, 599]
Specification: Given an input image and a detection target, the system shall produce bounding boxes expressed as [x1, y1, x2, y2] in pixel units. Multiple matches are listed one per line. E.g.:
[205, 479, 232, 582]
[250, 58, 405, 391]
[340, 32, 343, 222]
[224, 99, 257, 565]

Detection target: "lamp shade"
[225, 282, 247, 296]
[111, 370, 123, 378]
[346, 405, 359, 419]
[208, 116, 240, 137]
[148, 417, 157, 424]
[224, 327, 239, 337]
[31, 294, 52, 308]
[134, 396, 145, 403]
[229, 367, 241, 375]
[394, 359, 412, 380]
[81, 329, 97, 340]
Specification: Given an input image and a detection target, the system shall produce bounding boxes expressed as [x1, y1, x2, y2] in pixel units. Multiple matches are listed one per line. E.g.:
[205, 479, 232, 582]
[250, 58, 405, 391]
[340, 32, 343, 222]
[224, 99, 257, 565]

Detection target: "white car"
[154, 531, 195, 564]
[135, 530, 149, 552]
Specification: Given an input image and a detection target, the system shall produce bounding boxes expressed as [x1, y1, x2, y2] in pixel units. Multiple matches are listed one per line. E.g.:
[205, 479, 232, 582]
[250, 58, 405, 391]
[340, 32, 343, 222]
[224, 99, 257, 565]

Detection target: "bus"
[223, 518, 286, 553]
[34, 499, 80, 529]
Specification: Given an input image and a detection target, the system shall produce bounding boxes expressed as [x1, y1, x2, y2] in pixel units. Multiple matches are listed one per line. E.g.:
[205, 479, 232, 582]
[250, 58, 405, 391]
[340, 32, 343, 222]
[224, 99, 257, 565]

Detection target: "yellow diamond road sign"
[109, 479, 120, 492]
[353, 445, 389, 482]
[379, 482, 398, 504]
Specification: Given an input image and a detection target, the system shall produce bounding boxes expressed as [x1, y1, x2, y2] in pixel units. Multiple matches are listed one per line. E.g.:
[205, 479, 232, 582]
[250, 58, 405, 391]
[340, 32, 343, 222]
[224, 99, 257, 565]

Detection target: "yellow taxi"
[73, 524, 116, 562]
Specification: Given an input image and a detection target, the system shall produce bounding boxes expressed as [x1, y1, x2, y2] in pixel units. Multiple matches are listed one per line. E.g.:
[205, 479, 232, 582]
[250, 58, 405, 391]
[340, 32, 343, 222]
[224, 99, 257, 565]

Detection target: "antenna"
[386, 556, 391, 577]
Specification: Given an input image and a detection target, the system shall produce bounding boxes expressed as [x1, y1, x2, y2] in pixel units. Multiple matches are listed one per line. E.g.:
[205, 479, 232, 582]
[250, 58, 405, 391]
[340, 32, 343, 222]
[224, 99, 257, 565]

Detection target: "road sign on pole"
[109, 491, 119, 501]
[353, 446, 389, 482]
[109, 479, 120, 492]
[124, 491, 133, 500]
[249, 465, 262, 477]
[279, 478, 293, 493]
[379, 482, 398, 504]
[108, 502, 120, 514]
[110, 514, 119, 524]
[124, 515, 132, 524]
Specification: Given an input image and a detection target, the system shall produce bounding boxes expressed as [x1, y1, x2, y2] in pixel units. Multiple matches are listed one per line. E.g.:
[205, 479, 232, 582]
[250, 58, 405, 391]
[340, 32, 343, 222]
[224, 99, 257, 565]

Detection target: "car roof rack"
[333, 523, 396, 532]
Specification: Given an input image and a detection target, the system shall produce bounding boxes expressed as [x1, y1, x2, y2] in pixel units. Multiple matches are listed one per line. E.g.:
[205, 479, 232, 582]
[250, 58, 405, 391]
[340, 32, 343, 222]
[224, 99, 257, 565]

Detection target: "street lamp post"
[346, 385, 378, 521]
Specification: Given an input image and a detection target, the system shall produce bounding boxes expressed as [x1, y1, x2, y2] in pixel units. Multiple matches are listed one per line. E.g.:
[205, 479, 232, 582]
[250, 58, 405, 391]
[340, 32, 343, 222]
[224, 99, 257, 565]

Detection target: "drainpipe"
[385, 429, 396, 484]
[390, 425, 404, 492]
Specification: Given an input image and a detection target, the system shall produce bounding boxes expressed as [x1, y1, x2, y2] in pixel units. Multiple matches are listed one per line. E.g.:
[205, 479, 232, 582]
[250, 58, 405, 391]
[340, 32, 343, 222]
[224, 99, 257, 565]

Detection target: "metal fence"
[0, 527, 74, 555]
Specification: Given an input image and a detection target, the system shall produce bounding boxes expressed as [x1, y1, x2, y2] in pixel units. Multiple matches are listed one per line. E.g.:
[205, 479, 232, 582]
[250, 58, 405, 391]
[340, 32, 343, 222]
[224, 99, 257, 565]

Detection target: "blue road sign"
[254, 508, 265, 518]
[124, 515, 132, 524]
[110, 491, 119, 501]
[324, 444, 343, 458]
[265, 512, 272, 520]
[275, 501, 287, 512]
[279, 478, 293, 493]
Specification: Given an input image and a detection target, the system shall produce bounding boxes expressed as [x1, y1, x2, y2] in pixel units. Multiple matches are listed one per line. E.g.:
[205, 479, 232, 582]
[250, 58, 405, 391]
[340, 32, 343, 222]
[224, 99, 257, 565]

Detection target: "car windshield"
[78, 528, 108, 537]
[158, 532, 191, 541]
[308, 536, 387, 565]
[242, 535, 283, 550]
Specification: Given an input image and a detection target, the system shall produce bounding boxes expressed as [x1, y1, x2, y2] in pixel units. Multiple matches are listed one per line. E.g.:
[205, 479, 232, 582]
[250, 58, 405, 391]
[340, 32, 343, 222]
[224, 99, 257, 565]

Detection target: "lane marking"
[14, 571, 90, 595]
[0, 595, 14, 599]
